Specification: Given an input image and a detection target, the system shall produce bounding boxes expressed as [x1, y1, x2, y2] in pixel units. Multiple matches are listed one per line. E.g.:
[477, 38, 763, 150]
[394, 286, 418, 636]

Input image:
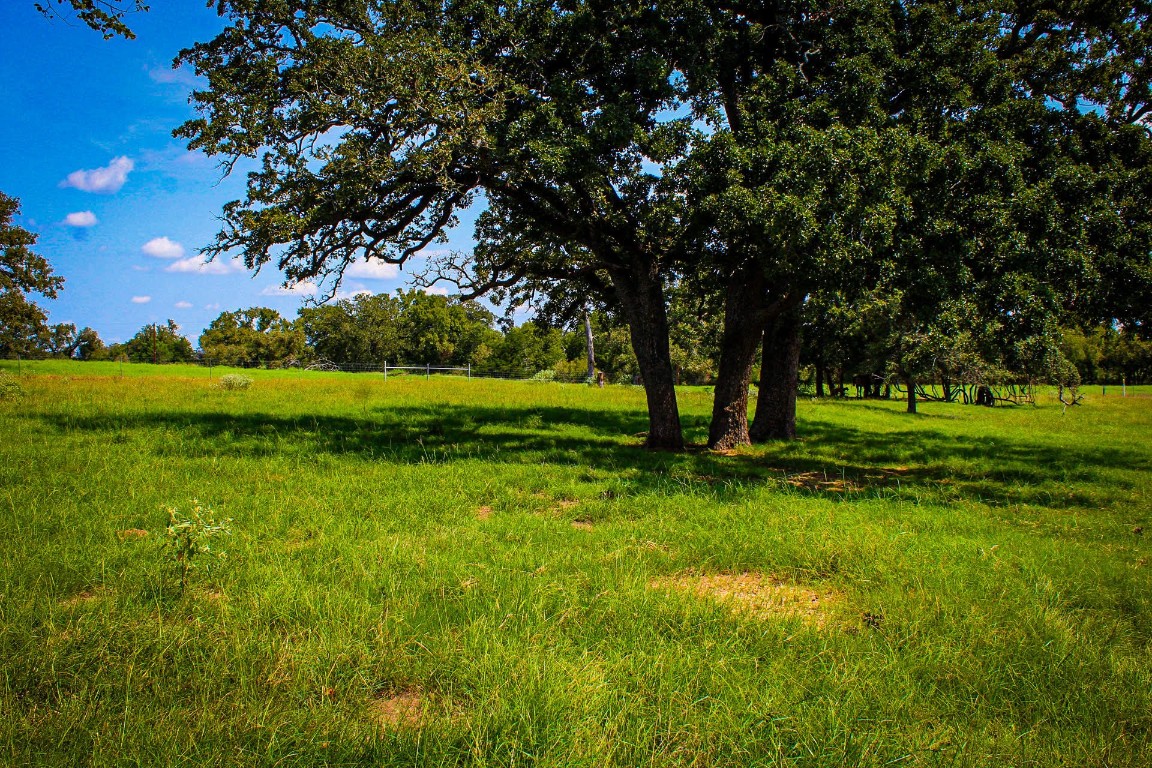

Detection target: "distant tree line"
[0, 283, 680, 382]
[6, 248, 1147, 390]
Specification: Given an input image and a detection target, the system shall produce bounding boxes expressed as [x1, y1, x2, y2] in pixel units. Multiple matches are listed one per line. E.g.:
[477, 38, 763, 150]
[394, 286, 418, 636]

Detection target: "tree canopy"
[175, 0, 1152, 448]
[0, 192, 66, 358]
[110, 321, 196, 364]
[35, 0, 149, 39]
[199, 307, 307, 367]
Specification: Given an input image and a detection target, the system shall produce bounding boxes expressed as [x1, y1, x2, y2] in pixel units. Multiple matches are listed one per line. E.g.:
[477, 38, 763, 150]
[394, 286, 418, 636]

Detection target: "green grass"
[1, 360, 1150, 766]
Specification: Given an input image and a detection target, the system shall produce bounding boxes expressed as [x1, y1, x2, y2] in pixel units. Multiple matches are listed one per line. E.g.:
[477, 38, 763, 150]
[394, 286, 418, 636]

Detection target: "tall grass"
[1, 361, 1149, 766]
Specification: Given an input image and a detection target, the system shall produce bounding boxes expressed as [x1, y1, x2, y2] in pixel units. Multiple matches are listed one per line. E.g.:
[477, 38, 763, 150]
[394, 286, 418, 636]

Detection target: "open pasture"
[1, 362, 1150, 766]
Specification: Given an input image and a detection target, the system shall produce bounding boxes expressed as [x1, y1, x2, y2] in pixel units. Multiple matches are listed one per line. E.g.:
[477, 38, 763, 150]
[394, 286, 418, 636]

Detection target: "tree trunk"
[609, 265, 683, 451]
[906, 374, 917, 414]
[583, 310, 595, 379]
[707, 265, 767, 450]
[750, 304, 802, 441]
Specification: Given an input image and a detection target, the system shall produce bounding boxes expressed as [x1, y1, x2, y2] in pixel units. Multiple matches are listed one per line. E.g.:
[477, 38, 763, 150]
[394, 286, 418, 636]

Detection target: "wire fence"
[203, 358, 606, 384]
[0, 354, 607, 385]
[4, 354, 1149, 397]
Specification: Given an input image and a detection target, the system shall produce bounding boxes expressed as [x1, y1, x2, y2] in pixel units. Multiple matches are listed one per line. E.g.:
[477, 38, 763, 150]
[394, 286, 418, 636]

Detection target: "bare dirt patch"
[652, 571, 843, 628]
[571, 518, 594, 531]
[780, 471, 859, 493]
[475, 505, 493, 521]
[370, 689, 426, 729]
[116, 528, 149, 541]
[58, 589, 104, 608]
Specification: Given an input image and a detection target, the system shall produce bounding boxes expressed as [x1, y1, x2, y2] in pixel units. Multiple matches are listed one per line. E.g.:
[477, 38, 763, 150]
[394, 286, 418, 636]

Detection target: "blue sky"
[0, 3, 472, 345]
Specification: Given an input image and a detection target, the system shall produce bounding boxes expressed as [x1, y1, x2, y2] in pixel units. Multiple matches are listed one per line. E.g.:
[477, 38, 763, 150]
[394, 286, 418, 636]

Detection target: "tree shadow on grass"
[39, 402, 1147, 511]
[754, 416, 1147, 509]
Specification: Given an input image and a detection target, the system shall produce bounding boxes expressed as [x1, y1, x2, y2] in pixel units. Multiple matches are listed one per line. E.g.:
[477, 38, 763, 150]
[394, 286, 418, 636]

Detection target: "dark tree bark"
[707, 265, 767, 450]
[609, 264, 683, 451]
[750, 304, 802, 441]
[906, 374, 918, 413]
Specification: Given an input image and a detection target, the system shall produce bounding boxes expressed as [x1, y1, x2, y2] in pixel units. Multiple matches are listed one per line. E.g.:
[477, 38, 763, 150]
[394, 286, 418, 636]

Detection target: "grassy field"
[1, 360, 1149, 767]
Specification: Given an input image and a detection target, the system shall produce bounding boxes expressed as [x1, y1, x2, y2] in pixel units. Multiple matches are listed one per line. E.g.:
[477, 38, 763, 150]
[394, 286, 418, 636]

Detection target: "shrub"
[216, 374, 253, 390]
[164, 502, 231, 590]
[529, 368, 557, 383]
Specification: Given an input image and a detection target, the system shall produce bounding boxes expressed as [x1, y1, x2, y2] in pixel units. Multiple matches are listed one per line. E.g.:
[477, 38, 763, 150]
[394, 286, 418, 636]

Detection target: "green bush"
[216, 374, 253, 391]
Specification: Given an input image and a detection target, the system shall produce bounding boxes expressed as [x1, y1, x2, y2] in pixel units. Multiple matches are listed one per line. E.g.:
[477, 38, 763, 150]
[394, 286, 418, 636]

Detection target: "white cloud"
[261, 281, 318, 297]
[141, 236, 185, 259]
[344, 258, 400, 280]
[137, 144, 212, 177]
[61, 156, 134, 193]
[174, 301, 193, 309]
[420, 285, 451, 296]
[165, 254, 240, 275]
[131, 296, 151, 304]
[204, 303, 221, 311]
[330, 288, 374, 302]
[63, 211, 98, 227]
[147, 64, 201, 87]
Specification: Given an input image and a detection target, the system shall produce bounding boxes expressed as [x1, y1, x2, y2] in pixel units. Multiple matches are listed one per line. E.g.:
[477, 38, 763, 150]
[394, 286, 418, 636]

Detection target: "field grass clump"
[0, 359, 1150, 766]
[216, 373, 254, 390]
[0, 370, 22, 399]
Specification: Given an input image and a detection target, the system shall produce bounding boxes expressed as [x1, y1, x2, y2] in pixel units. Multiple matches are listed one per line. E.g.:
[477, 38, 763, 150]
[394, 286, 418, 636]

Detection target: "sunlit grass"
[1, 361, 1149, 766]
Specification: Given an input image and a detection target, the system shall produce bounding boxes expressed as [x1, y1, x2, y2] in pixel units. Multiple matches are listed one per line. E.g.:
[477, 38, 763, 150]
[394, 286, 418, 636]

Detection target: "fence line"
[0, 354, 607, 384]
[197, 357, 604, 384]
[5, 355, 1151, 395]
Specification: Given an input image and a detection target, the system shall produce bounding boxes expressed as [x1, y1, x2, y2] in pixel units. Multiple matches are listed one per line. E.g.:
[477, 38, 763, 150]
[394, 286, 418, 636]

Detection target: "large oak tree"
[176, 0, 1152, 449]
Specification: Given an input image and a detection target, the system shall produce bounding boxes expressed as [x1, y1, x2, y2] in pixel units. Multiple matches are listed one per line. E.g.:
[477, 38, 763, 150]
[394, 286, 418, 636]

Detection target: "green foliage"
[584, 319, 639, 384]
[216, 374, 252, 391]
[199, 307, 305, 367]
[0, 191, 61, 300]
[1063, 325, 1152, 384]
[552, 357, 592, 382]
[163, 501, 231, 590]
[0, 191, 62, 358]
[488, 323, 566, 376]
[0, 290, 50, 358]
[74, 327, 105, 361]
[298, 291, 499, 368]
[114, 320, 196, 364]
[34, 0, 148, 40]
